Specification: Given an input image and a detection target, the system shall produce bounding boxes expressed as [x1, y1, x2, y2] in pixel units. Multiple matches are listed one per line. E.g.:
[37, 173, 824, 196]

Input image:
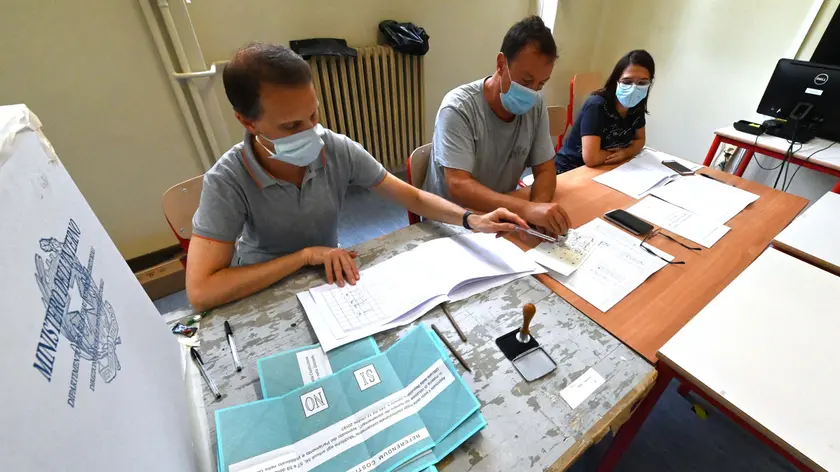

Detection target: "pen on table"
[224, 320, 243, 372]
[512, 226, 566, 244]
[441, 303, 467, 342]
[431, 324, 471, 373]
[190, 347, 222, 399]
[698, 172, 731, 185]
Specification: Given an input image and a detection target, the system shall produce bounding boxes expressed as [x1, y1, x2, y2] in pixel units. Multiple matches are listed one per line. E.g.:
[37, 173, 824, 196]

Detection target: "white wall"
[185, 0, 532, 144]
[0, 0, 206, 259]
[590, 0, 836, 201]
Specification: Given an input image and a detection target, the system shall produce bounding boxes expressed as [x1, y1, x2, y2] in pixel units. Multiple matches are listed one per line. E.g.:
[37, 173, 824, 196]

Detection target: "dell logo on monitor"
[814, 73, 829, 85]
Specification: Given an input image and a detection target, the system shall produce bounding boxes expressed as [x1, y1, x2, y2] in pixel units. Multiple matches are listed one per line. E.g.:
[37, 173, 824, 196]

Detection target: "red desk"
[704, 126, 840, 193]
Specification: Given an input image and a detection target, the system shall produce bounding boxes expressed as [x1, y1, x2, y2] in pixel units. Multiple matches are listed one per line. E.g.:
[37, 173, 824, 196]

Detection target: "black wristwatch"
[462, 210, 473, 230]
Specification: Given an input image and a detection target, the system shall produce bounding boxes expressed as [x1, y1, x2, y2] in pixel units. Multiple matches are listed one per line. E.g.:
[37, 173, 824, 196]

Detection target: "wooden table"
[703, 126, 840, 192]
[515, 165, 807, 362]
[599, 248, 840, 472]
[170, 222, 655, 471]
[773, 191, 840, 276]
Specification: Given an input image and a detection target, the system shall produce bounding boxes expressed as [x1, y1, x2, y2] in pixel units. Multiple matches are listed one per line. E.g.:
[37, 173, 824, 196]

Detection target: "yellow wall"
[1, 0, 533, 258]
[0, 0, 205, 259]
[542, 0, 606, 107]
[186, 0, 532, 144]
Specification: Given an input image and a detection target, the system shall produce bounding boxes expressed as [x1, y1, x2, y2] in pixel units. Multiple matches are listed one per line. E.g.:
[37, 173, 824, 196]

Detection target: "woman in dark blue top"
[555, 50, 655, 173]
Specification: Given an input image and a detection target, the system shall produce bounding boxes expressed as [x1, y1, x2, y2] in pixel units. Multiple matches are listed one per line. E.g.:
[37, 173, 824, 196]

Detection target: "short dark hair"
[500, 16, 558, 62]
[596, 49, 656, 114]
[223, 42, 312, 120]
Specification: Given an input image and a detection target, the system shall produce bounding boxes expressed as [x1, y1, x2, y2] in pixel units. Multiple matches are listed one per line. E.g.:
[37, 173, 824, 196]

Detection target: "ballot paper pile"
[298, 233, 545, 351]
[215, 326, 483, 472]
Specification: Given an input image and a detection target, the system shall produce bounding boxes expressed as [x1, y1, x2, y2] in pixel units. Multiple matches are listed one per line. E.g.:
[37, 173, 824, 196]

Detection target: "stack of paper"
[299, 233, 544, 351]
[626, 197, 731, 248]
[546, 219, 673, 312]
[649, 175, 759, 225]
[592, 148, 702, 198]
[526, 229, 597, 276]
[217, 326, 485, 472]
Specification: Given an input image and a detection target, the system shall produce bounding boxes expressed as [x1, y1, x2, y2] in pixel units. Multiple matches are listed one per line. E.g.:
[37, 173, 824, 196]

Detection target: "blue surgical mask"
[257, 124, 325, 166]
[500, 61, 540, 115]
[615, 83, 649, 108]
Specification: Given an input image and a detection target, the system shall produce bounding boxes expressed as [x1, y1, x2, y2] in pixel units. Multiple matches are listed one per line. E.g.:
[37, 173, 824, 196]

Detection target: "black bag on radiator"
[378, 20, 430, 56]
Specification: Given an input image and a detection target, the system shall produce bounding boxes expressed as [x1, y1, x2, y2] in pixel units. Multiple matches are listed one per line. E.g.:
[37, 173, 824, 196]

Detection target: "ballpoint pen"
[224, 320, 243, 372]
[191, 347, 222, 399]
[513, 226, 566, 244]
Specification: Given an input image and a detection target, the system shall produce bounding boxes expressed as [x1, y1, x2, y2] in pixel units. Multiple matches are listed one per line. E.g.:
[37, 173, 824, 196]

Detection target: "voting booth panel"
[0, 105, 198, 471]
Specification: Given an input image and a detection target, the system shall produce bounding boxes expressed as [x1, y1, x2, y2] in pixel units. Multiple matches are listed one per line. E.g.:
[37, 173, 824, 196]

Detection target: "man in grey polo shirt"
[423, 16, 570, 236]
[187, 43, 527, 311]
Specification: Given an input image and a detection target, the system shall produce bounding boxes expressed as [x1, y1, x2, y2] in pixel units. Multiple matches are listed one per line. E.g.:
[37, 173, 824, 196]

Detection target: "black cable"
[751, 132, 786, 171]
[773, 122, 798, 189]
[783, 141, 837, 192]
[781, 139, 803, 189]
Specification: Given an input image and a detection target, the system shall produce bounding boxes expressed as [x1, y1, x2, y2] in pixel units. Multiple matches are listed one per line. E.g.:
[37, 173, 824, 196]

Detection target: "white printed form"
[228, 360, 454, 472]
[550, 219, 671, 312]
[626, 197, 730, 248]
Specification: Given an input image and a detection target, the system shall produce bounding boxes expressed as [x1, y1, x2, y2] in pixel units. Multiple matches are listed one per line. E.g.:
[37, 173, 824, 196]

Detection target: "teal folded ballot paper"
[258, 337, 381, 398]
[216, 326, 482, 472]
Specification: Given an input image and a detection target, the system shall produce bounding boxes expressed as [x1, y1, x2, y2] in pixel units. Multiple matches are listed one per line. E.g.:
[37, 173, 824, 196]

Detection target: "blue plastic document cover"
[257, 337, 380, 399]
[216, 326, 480, 472]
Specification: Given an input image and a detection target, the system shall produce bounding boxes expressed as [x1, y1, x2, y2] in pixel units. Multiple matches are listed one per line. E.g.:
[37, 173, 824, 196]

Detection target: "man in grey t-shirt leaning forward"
[423, 16, 570, 236]
[186, 43, 528, 311]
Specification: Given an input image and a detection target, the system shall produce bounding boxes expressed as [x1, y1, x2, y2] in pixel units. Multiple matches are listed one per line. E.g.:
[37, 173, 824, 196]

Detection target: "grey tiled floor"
[153, 179, 797, 472]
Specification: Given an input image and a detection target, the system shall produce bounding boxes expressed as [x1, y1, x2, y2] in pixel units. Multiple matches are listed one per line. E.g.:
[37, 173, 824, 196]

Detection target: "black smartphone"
[604, 209, 653, 236]
[662, 160, 695, 176]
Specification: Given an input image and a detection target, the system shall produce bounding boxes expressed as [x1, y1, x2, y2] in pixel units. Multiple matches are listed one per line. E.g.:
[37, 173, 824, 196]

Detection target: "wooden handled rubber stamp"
[516, 303, 536, 343]
[495, 303, 557, 382]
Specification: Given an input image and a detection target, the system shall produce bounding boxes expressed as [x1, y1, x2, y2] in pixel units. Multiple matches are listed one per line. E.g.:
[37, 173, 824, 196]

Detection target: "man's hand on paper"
[521, 202, 570, 237]
[305, 247, 360, 287]
[468, 208, 529, 235]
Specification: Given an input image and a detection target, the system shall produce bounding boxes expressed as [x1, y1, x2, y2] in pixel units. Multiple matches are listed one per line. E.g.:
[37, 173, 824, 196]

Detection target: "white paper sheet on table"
[592, 148, 702, 199]
[626, 196, 731, 248]
[299, 233, 544, 351]
[526, 229, 597, 276]
[546, 218, 672, 312]
[649, 175, 759, 225]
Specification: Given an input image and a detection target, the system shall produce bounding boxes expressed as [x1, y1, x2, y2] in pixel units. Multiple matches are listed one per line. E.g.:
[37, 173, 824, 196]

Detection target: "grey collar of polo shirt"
[240, 131, 325, 189]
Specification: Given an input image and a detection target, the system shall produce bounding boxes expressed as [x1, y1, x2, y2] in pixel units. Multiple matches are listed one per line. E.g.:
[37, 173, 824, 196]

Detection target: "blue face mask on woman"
[257, 123, 325, 166]
[615, 83, 650, 108]
[500, 61, 540, 115]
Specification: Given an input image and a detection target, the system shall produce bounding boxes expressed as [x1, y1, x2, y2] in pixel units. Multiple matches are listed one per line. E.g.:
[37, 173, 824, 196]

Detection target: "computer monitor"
[757, 59, 840, 142]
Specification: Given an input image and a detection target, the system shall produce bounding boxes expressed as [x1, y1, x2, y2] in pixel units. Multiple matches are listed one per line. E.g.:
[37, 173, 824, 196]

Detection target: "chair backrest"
[407, 143, 432, 189]
[162, 174, 203, 253]
[547, 105, 567, 137]
[570, 72, 604, 122]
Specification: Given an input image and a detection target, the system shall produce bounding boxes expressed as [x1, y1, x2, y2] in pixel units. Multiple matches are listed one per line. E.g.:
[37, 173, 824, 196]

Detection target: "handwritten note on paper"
[560, 368, 606, 409]
[527, 229, 597, 276]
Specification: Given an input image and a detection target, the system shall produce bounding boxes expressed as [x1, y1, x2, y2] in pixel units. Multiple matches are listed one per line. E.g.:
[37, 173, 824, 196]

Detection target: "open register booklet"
[216, 326, 484, 472]
[298, 233, 544, 351]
